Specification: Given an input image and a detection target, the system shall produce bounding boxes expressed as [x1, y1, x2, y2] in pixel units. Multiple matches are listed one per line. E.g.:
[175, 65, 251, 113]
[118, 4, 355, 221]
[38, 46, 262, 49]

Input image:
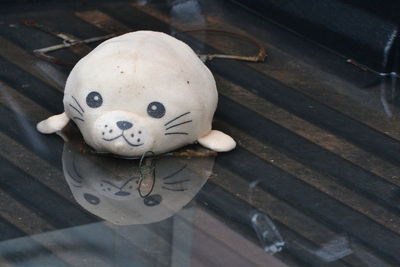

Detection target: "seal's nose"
[116, 121, 133, 130]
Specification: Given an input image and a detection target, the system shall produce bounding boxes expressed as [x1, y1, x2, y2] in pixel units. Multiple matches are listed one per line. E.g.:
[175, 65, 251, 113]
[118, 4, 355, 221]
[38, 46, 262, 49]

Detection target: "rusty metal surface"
[0, 0, 400, 266]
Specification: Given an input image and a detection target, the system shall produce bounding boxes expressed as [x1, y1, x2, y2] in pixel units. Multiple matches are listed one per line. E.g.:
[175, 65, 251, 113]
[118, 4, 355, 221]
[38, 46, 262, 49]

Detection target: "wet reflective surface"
[62, 126, 214, 225]
[1, 0, 400, 266]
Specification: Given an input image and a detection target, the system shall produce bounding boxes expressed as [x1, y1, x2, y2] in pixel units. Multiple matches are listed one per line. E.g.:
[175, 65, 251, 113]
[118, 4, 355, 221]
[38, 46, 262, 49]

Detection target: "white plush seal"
[37, 31, 235, 157]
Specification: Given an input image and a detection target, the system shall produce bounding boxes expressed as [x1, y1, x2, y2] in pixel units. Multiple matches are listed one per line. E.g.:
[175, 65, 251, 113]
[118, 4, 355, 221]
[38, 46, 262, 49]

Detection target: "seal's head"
[37, 31, 236, 156]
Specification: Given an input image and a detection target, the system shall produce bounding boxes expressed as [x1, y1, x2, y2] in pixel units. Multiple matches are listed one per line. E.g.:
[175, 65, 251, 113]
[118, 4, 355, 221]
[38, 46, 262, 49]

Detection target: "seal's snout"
[117, 121, 133, 130]
[91, 110, 155, 156]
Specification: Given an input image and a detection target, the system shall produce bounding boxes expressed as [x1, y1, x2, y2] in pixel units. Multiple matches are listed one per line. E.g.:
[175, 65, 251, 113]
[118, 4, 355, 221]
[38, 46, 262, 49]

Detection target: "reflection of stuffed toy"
[62, 131, 215, 225]
[37, 31, 235, 157]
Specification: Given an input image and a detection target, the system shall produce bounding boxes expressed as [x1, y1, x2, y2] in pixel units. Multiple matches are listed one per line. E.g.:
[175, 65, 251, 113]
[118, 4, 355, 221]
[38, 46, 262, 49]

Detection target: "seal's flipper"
[37, 112, 70, 134]
[198, 130, 236, 152]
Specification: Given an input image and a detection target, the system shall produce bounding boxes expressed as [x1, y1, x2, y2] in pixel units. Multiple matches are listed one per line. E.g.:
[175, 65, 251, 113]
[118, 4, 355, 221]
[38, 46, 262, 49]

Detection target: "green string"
[138, 151, 156, 198]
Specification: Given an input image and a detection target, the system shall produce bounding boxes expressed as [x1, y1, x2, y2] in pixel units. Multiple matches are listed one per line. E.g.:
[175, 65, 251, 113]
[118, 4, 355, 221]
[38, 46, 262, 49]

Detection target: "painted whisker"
[165, 120, 192, 130]
[72, 96, 85, 113]
[69, 104, 83, 117]
[163, 164, 187, 180]
[67, 168, 83, 184]
[164, 112, 190, 126]
[164, 179, 190, 185]
[73, 117, 84, 122]
[165, 132, 188, 135]
[162, 186, 186, 192]
[72, 159, 84, 181]
[67, 159, 84, 185]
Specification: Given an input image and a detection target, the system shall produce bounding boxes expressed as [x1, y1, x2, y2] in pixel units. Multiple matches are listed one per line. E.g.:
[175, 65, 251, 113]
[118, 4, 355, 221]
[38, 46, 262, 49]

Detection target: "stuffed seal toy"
[37, 31, 236, 157]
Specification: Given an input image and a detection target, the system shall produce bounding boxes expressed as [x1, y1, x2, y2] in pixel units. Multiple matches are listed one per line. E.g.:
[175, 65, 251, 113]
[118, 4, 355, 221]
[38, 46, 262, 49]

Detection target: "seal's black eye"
[143, 194, 162, 206]
[86, 91, 103, 108]
[147, 102, 165, 118]
[84, 193, 100, 205]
